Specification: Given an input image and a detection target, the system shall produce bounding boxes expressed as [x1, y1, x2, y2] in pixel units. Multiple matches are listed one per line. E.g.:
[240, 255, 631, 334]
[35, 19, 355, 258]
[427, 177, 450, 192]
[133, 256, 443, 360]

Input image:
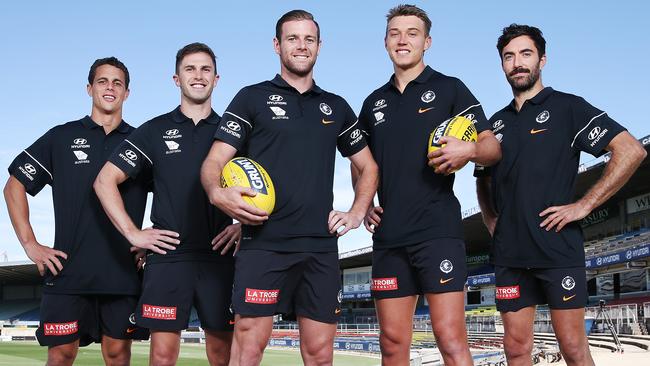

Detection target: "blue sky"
[1, 0, 648, 261]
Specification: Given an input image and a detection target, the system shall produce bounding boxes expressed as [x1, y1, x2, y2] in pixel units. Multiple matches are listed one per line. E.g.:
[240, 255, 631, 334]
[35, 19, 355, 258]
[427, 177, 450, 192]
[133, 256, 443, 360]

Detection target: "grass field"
[0, 341, 380, 365]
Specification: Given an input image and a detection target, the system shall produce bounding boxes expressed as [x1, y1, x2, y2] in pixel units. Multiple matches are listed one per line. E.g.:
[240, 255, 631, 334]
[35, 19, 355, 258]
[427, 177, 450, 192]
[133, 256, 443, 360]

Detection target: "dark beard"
[507, 67, 540, 92]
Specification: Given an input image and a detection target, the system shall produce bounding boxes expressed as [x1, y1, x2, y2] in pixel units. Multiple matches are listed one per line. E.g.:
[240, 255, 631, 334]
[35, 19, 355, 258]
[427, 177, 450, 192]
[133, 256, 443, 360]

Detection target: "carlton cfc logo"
[319, 103, 333, 115]
[536, 110, 550, 123]
[421, 90, 435, 103]
[561, 276, 576, 291]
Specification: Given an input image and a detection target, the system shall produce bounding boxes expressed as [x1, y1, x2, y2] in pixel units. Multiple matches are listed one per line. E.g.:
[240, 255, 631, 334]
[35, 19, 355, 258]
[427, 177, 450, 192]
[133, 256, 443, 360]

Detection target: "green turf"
[0, 342, 380, 365]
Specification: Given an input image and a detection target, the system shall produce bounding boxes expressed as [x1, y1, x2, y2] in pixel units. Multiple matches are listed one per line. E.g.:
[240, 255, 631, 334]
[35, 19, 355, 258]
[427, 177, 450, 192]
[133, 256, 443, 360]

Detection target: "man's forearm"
[94, 167, 139, 238]
[349, 161, 378, 216]
[477, 176, 497, 227]
[4, 177, 38, 247]
[579, 134, 646, 211]
[472, 131, 502, 167]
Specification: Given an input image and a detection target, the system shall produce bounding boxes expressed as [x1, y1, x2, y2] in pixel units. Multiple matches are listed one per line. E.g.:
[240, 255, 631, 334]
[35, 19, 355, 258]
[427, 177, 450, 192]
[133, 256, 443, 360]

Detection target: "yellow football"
[221, 157, 275, 214]
[428, 116, 478, 172]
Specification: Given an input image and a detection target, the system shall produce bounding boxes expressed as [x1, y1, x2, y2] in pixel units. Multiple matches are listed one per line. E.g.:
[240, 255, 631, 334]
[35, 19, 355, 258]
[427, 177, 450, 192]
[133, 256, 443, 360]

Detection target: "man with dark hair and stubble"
[356, 4, 502, 366]
[4, 57, 150, 366]
[476, 24, 646, 366]
[201, 9, 378, 366]
[94, 43, 240, 366]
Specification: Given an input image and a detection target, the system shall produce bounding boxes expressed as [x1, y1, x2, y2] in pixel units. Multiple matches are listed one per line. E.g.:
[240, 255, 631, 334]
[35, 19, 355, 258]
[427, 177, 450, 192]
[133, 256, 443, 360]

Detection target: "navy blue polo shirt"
[214, 75, 367, 252]
[109, 107, 232, 264]
[475, 87, 626, 268]
[8, 116, 149, 295]
[358, 66, 490, 249]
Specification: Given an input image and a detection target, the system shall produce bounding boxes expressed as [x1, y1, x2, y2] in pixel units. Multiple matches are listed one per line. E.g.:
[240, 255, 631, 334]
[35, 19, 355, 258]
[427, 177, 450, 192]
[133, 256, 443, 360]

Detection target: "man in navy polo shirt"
[94, 43, 239, 366]
[356, 5, 501, 366]
[4, 57, 149, 366]
[201, 10, 378, 366]
[476, 24, 646, 365]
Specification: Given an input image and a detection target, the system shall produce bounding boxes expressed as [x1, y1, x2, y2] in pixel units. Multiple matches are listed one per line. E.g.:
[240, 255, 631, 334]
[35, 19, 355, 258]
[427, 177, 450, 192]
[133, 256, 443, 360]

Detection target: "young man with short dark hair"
[477, 24, 646, 366]
[4, 57, 149, 366]
[94, 43, 239, 366]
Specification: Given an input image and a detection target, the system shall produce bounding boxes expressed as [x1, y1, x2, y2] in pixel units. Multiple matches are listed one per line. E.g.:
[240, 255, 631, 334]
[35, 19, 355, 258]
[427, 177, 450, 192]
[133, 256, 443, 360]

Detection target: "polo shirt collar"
[270, 74, 323, 95]
[507, 87, 555, 111]
[81, 115, 131, 134]
[384, 65, 436, 91]
[171, 106, 219, 125]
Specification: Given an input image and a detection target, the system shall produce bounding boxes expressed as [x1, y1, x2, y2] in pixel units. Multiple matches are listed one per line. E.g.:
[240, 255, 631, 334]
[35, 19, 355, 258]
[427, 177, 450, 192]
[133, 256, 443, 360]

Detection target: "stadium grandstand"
[2, 135, 650, 365]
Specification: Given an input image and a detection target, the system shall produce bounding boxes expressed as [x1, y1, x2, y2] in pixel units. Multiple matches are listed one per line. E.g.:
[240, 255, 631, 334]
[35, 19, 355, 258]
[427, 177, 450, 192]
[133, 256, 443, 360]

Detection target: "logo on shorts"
[563, 294, 577, 302]
[245, 288, 279, 304]
[128, 313, 136, 325]
[371, 277, 398, 291]
[421, 90, 436, 103]
[44, 321, 78, 336]
[496, 285, 520, 300]
[142, 304, 177, 320]
[440, 259, 453, 274]
[536, 110, 550, 123]
[561, 276, 576, 291]
[337, 290, 343, 304]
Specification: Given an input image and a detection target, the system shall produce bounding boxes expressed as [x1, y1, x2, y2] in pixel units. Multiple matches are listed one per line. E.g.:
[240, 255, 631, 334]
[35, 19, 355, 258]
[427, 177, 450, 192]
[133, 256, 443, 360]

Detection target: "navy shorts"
[232, 249, 342, 324]
[36, 294, 148, 347]
[136, 260, 235, 332]
[495, 266, 587, 312]
[371, 238, 467, 299]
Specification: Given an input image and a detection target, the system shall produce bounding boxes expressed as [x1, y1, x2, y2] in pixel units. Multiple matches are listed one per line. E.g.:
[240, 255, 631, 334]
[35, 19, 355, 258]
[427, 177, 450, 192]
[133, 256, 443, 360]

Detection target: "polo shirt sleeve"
[108, 124, 153, 179]
[570, 97, 626, 157]
[8, 129, 54, 196]
[453, 79, 490, 133]
[357, 98, 372, 144]
[337, 100, 368, 157]
[215, 87, 254, 151]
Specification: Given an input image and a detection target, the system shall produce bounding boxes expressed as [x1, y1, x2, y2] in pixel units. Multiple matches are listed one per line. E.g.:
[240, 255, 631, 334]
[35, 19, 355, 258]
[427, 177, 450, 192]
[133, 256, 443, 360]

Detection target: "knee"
[503, 333, 534, 360]
[47, 347, 77, 366]
[104, 345, 131, 366]
[206, 344, 230, 366]
[150, 348, 178, 366]
[379, 329, 411, 358]
[302, 340, 333, 365]
[558, 337, 589, 364]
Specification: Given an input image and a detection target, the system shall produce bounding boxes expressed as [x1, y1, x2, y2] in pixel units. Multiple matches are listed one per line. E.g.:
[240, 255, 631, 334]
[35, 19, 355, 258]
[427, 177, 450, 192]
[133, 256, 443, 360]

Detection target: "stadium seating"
[0, 299, 40, 322]
[583, 228, 650, 258]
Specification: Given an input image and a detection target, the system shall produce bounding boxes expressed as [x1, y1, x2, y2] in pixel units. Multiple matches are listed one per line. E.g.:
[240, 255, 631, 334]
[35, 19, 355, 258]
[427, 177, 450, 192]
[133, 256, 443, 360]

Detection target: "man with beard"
[4, 57, 149, 366]
[476, 24, 646, 366]
[201, 10, 378, 366]
[94, 43, 240, 366]
[356, 5, 501, 366]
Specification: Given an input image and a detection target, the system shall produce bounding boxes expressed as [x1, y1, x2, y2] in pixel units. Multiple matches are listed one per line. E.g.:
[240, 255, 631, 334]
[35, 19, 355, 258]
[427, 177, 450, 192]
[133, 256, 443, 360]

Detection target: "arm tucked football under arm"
[200, 141, 268, 224]
[476, 176, 498, 236]
[473, 130, 502, 167]
[348, 147, 379, 217]
[578, 131, 646, 211]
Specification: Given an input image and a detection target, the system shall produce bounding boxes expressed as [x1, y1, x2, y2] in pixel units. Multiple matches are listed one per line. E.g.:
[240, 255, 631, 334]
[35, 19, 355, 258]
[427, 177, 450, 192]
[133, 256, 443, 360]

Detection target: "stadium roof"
[0, 261, 40, 285]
